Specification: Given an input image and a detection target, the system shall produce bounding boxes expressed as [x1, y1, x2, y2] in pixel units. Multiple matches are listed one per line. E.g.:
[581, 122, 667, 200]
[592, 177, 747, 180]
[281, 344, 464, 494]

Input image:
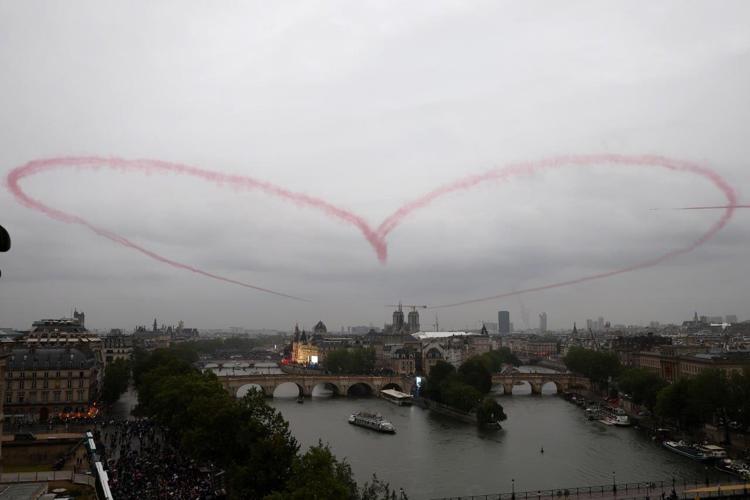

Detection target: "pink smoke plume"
[5, 154, 738, 305]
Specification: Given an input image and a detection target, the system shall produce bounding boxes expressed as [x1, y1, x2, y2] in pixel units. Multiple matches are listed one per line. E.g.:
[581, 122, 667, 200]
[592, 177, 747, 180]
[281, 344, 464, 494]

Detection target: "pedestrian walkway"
[433, 478, 750, 500]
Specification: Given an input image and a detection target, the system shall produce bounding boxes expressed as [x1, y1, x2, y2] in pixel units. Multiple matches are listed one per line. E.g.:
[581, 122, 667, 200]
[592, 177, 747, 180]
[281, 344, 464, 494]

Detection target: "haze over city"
[2, 1, 749, 331]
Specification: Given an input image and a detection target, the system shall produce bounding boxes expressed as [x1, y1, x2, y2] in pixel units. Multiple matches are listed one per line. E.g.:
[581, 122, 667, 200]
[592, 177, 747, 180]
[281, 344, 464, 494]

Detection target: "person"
[540, 447, 544, 454]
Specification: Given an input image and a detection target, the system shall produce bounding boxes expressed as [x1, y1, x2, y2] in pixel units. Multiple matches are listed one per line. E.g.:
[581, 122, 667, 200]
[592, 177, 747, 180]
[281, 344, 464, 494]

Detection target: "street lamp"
[612, 471, 616, 493]
[512, 478, 515, 500]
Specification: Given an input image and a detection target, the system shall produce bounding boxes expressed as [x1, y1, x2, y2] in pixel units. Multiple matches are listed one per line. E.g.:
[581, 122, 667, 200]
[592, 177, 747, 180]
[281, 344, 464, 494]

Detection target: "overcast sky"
[1, 1, 749, 332]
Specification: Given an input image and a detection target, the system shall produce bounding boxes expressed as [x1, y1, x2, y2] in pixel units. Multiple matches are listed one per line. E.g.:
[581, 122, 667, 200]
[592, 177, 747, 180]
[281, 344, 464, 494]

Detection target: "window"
[43, 371, 48, 379]
[78, 379, 84, 388]
[77, 389, 84, 401]
[79, 371, 84, 378]
[41, 391, 48, 402]
[28, 391, 36, 402]
[4, 393, 10, 404]
[17, 392, 24, 403]
[53, 391, 60, 402]
[67, 379, 72, 389]
[43, 379, 48, 389]
[19, 380, 24, 389]
[31, 379, 36, 389]
[65, 390, 73, 401]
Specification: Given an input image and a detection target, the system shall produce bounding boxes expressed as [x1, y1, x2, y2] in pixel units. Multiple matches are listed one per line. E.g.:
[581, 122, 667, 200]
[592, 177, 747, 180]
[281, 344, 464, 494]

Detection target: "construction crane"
[385, 303, 428, 311]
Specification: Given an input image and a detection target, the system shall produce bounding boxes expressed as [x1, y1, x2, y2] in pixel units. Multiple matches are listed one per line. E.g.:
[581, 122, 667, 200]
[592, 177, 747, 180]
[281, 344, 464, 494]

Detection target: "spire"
[293, 324, 300, 342]
[153, 318, 158, 332]
[572, 322, 578, 335]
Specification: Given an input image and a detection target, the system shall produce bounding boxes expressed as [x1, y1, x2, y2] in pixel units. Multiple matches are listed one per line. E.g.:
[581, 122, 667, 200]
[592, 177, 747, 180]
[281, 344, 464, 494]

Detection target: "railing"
[432, 477, 750, 500]
[0, 471, 95, 487]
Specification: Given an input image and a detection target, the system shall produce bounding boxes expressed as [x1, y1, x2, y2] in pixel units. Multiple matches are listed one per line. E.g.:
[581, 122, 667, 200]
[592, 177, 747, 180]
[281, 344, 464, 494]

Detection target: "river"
[269, 368, 725, 499]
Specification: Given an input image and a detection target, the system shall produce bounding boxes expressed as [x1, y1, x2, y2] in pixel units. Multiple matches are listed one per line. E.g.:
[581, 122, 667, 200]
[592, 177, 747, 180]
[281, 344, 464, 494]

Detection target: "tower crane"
[385, 303, 428, 311]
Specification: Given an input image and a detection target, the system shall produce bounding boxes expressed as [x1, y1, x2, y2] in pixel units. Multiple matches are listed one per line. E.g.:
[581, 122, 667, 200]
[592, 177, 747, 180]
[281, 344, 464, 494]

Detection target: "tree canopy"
[324, 348, 376, 375]
[563, 347, 621, 387]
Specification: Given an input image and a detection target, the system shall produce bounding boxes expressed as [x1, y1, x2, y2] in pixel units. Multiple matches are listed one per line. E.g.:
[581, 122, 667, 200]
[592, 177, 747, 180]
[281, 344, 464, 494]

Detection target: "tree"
[655, 378, 700, 430]
[421, 361, 456, 402]
[101, 359, 130, 404]
[617, 368, 667, 412]
[324, 348, 376, 375]
[479, 348, 521, 372]
[264, 442, 357, 500]
[458, 357, 492, 394]
[476, 397, 507, 426]
[564, 347, 621, 389]
[440, 375, 483, 412]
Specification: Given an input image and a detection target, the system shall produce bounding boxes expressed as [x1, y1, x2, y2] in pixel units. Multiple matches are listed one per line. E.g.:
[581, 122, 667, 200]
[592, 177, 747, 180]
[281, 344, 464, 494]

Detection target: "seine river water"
[269, 370, 724, 499]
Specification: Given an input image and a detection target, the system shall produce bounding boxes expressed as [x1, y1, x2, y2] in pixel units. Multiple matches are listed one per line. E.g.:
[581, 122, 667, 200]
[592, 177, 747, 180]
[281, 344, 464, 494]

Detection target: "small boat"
[297, 395, 304, 404]
[598, 407, 630, 427]
[715, 458, 750, 479]
[663, 441, 710, 461]
[348, 412, 395, 433]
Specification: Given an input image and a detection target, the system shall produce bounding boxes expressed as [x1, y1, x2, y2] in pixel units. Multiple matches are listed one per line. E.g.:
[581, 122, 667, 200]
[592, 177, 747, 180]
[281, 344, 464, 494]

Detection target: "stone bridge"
[219, 373, 415, 398]
[492, 372, 590, 395]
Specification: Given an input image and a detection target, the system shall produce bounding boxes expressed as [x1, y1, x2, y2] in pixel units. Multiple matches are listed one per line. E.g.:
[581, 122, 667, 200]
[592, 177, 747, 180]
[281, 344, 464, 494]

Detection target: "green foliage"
[458, 357, 492, 394]
[423, 357, 500, 416]
[101, 359, 130, 404]
[263, 442, 357, 500]
[440, 374, 483, 412]
[421, 361, 456, 402]
[478, 348, 521, 372]
[360, 475, 408, 500]
[324, 348, 376, 375]
[476, 397, 507, 425]
[616, 368, 668, 412]
[563, 347, 621, 387]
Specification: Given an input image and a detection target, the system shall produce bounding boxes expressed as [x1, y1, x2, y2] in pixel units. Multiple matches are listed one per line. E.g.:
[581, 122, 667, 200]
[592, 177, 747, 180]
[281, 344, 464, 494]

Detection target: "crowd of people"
[99, 418, 224, 499]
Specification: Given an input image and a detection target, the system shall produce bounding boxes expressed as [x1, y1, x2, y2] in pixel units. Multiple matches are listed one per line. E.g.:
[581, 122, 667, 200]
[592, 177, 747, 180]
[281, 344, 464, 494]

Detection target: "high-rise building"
[597, 317, 605, 331]
[498, 311, 510, 335]
[586, 319, 594, 331]
[539, 312, 547, 333]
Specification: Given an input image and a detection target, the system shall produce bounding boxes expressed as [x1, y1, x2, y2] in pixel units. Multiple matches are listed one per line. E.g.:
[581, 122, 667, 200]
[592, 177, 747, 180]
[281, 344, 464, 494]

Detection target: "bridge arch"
[236, 383, 264, 398]
[312, 382, 341, 398]
[273, 381, 304, 398]
[541, 380, 561, 395]
[346, 382, 374, 398]
[511, 380, 533, 395]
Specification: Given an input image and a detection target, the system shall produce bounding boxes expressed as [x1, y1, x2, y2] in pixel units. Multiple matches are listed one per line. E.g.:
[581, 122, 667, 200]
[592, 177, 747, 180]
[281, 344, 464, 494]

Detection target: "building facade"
[4, 347, 99, 423]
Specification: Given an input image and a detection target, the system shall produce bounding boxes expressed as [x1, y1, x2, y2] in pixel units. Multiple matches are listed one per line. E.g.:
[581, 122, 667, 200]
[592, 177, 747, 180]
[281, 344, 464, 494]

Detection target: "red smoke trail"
[664, 205, 750, 210]
[6, 154, 737, 305]
[5, 157, 377, 300]
[372, 154, 737, 308]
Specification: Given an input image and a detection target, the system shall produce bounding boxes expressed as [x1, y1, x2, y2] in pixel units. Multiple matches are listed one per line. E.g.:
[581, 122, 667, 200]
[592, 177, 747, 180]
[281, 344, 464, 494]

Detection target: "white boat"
[696, 444, 727, 459]
[380, 388, 413, 406]
[348, 412, 396, 433]
[663, 440, 711, 461]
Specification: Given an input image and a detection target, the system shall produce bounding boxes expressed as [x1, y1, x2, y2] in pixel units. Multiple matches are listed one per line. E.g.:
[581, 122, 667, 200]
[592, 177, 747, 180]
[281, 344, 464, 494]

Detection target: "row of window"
[6, 389, 86, 404]
[6, 370, 87, 379]
[6, 378, 86, 390]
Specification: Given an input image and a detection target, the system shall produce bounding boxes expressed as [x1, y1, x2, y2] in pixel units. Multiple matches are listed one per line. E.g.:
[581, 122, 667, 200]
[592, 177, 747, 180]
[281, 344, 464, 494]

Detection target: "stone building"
[638, 349, 750, 383]
[4, 347, 99, 423]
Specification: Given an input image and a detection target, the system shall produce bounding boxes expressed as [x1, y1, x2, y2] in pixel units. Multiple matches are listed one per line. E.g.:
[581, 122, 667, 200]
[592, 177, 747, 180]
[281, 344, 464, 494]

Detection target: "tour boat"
[380, 388, 413, 406]
[662, 441, 711, 461]
[696, 444, 727, 459]
[348, 412, 396, 433]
